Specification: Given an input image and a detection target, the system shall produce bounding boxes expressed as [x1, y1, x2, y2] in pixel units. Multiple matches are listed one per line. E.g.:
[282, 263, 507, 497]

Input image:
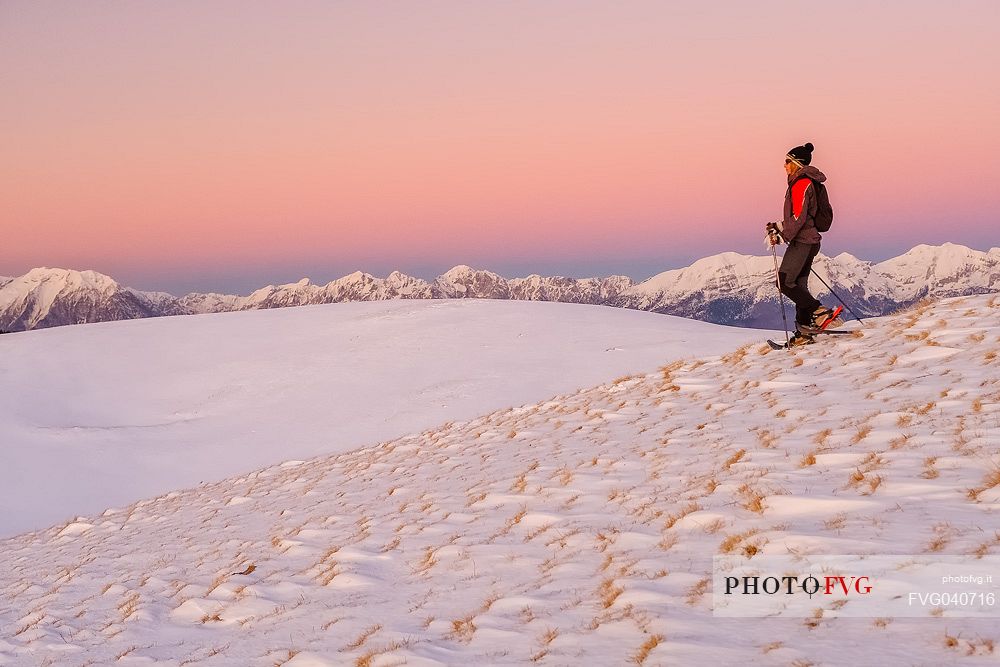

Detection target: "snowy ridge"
[2, 243, 999, 331]
[624, 242, 1000, 326]
[2, 294, 999, 664]
[174, 291, 244, 315]
[877, 243, 997, 302]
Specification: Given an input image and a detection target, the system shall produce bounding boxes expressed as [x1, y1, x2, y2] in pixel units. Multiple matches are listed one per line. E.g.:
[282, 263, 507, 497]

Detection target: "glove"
[764, 221, 784, 248]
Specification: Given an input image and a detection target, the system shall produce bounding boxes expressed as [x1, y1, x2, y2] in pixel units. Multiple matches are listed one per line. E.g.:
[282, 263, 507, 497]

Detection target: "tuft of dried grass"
[511, 474, 527, 494]
[719, 528, 760, 554]
[927, 523, 953, 553]
[662, 502, 701, 530]
[967, 467, 1000, 502]
[520, 606, 536, 625]
[755, 429, 778, 449]
[863, 474, 884, 495]
[824, 513, 847, 531]
[630, 634, 665, 665]
[540, 627, 559, 645]
[119, 593, 140, 621]
[656, 533, 680, 551]
[449, 616, 476, 643]
[413, 547, 438, 574]
[340, 623, 384, 652]
[851, 425, 873, 444]
[598, 577, 624, 609]
[702, 517, 726, 534]
[737, 484, 767, 514]
[684, 578, 710, 606]
[723, 449, 746, 470]
[889, 432, 913, 450]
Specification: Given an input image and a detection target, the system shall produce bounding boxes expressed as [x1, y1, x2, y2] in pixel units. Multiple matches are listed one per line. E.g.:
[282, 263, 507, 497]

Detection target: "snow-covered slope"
[1, 294, 997, 665]
[0, 299, 765, 537]
[3, 243, 999, 331]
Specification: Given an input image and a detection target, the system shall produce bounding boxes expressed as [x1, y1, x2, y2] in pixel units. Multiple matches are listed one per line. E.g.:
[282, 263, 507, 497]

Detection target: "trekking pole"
[809, 267, 865, 323]
[770, 243, 790, 347]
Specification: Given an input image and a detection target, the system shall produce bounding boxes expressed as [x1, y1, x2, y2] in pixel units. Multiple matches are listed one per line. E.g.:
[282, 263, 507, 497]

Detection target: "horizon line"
[3, 241, 996, 299]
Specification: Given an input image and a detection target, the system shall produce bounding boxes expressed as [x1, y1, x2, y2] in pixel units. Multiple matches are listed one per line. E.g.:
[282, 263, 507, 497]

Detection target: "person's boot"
[788, 330, 816, 347]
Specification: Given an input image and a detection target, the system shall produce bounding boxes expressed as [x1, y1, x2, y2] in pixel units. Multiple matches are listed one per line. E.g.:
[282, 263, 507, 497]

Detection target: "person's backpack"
[812, 180, 834, 232]
[808, 178, 834, 232]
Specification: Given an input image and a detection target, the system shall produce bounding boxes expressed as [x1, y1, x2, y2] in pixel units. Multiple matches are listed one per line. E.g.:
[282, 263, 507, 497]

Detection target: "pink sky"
[3, 1, 999, 294]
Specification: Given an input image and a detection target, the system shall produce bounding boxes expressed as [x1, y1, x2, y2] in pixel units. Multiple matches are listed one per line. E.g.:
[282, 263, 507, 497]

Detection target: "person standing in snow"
[766, 142, 842, 346]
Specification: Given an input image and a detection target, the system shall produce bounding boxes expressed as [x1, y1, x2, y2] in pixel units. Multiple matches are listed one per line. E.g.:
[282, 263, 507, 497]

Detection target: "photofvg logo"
[712, 555, 1000, 618]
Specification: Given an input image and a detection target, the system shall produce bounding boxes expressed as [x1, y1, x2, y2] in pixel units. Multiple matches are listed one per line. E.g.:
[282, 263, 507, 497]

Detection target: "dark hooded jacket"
[782, 165, 826, 245]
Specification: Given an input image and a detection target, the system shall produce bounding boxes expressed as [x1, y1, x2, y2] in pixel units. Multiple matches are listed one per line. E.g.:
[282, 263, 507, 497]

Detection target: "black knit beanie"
[787, 142, 814, 166]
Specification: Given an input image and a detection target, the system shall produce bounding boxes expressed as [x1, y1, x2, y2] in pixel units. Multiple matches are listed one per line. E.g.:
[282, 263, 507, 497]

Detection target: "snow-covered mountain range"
[2, 243, 998, 331]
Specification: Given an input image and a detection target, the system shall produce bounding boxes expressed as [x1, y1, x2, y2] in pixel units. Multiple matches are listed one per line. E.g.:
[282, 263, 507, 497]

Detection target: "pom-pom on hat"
[786, 142, 814, 166]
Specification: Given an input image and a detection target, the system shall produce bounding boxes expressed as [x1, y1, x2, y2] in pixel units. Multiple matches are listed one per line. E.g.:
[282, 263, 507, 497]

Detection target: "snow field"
[1, 295, 999, 664]
[0, 298, 764, 537]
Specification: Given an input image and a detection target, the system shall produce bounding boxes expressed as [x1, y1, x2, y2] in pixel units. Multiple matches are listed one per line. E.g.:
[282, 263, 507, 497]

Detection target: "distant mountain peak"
[441, 264, 501, 282]
[0, 267, 153, 330]
[17, 267, 120, 291]
[341, 270, 372, 282]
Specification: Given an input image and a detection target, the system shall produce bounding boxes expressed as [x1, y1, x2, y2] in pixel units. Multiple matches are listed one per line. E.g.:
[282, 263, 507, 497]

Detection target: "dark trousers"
[778, 240, 822, 326]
